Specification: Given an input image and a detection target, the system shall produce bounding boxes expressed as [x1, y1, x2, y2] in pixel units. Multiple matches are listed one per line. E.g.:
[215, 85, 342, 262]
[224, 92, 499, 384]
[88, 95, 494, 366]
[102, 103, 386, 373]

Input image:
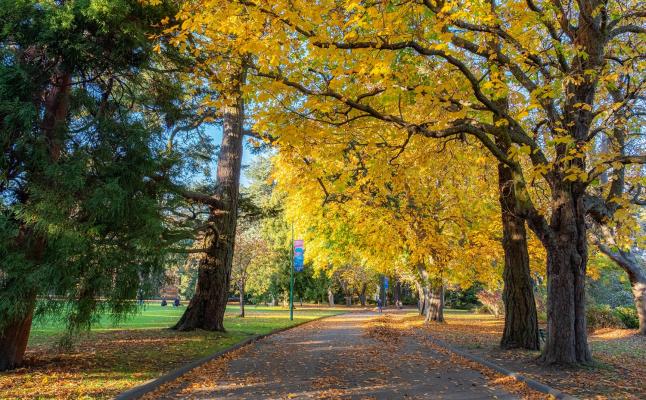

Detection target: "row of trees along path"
[1, 0, 644, 372]
[168, 0, 645, 366]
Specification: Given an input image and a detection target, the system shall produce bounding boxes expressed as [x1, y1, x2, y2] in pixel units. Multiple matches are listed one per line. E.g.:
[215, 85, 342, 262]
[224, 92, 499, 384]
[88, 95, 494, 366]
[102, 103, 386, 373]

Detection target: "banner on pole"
[294, 239, 304, 272]
[384, 276, 389, 289]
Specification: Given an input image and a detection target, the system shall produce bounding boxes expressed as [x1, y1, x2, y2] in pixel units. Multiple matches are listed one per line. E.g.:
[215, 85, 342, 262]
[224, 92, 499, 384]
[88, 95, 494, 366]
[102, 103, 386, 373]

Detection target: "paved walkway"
[149, 312, 517, 399]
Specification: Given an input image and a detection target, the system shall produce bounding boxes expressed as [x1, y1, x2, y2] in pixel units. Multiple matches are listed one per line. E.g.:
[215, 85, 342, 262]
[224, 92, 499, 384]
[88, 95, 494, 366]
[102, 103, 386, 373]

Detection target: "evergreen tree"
[0, 0, 194, 370]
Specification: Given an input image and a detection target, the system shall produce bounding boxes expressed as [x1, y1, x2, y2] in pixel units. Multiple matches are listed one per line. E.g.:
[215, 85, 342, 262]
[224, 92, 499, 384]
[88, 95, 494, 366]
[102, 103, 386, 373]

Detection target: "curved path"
[148, 312, 518, 399]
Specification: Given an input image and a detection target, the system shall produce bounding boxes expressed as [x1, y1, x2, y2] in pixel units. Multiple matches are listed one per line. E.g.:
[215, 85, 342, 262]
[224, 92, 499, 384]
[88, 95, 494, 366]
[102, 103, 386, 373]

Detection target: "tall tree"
[172, 61, 246, 331]
[0, 0, 187, 370]
[232, 0, 644, 364]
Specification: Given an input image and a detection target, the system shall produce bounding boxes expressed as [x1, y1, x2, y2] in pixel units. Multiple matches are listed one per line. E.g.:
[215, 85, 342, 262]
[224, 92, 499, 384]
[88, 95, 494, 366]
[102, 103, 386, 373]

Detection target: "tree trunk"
[428, 280, 444, 322]
[394, 280, 401, 309]
[0, 70, 71, 371]
[537, 187, 591, 365]
[633, 277, 646, 336]
[359, 283, 367, 306]
[416, 264, 442, 322]
[173, 65, 245, 332]
[595, 240, 646, 335]
[0, 294, 36, 371]
[416, 281, 426, 316]
[497, 161, 540, 350]
[239, 283, 245, 318]
[327, 288, 335, 307]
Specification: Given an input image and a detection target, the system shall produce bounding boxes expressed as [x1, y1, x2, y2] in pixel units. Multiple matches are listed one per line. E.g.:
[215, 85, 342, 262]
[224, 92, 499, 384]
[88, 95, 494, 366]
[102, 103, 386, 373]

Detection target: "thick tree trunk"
[358, 283, 367, 306]
[416, 281, 426, 315]
[428, 280, 444, 322]
[633, 278, 646, 335]
[0, 70, 71, 371]
[327, 288, 335, 307]
[239, 283, 245, 318]
[416, 264, 431, 317]
[536, 8, 601, 365]
[538, 188, 591, 365]
[0, 294, 36, 371]
[173, 66, 245, 332]
[497, 162, 540, 350]
[416, 264, 443, 322]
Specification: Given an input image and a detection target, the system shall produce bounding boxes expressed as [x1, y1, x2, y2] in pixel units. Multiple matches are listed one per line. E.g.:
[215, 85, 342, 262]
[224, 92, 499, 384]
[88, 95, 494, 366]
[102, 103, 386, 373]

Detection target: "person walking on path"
[377, 298, 383, 313]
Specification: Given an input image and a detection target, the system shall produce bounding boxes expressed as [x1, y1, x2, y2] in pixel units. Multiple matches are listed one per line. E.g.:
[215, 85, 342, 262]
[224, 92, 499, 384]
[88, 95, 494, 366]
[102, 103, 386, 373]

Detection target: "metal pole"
[290, 223, 294, 321]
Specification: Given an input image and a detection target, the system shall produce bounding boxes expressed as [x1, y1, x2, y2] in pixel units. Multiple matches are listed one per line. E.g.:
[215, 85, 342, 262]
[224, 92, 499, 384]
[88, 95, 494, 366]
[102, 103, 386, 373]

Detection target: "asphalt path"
[148, 312, 517, 399]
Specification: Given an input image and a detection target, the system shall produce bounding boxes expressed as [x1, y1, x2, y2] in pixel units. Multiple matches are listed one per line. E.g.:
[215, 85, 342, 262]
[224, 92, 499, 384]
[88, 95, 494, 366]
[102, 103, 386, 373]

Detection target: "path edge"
[425, 334, 579, 400]
[114, 311, 349, 400]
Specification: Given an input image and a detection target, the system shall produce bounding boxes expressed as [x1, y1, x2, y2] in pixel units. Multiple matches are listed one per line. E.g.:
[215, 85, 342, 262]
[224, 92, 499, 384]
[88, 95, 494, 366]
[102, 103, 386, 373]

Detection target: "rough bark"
[173, 65, 245, 332]
[0, 294, 36, 371]
[535, 186, 592, 365]
[327, 288, 335, 307]
[535, 17, 601, 363]
[428, 280, 444, 322]
[497, 161, 540, 350]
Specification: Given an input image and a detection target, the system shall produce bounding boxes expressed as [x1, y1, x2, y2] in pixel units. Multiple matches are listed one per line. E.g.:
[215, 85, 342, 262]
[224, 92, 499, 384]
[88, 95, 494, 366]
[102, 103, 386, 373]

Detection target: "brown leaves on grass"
[0, 329, 229, 399]
[423, 311, 646, 400]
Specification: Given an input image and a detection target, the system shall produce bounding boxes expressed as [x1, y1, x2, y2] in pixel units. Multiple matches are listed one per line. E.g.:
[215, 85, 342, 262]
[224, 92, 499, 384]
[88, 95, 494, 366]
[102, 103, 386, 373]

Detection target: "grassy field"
[0, 304, 348, 399]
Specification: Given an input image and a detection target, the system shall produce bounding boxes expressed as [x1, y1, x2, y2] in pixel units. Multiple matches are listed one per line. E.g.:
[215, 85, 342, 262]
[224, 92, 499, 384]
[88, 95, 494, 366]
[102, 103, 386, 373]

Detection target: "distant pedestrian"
[161, 298, 167, 307]
[376, 298, 382, 313]
[174, 297, 180, 307]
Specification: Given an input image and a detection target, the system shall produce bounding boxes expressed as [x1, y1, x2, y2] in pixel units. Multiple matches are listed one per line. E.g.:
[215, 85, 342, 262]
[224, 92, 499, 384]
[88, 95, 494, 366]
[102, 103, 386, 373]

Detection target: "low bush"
[586, 305, 625, 331]
[476, 289, 503, 317]
[475, 304, 495, 315]
[613, 306, 639, 329]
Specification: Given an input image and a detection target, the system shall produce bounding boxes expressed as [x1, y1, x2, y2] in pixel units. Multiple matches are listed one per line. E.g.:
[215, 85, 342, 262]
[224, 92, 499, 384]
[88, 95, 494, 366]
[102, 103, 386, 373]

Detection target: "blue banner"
[294, 239, 304, 272]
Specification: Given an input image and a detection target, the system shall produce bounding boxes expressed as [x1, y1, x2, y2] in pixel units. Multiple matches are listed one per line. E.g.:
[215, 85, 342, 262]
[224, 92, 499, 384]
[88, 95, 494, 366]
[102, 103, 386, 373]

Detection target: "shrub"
[613, 306, 639, 329]
[586, 305, 625, 331]
[475, 304, 494, 315]
[476, 289, 504, 317]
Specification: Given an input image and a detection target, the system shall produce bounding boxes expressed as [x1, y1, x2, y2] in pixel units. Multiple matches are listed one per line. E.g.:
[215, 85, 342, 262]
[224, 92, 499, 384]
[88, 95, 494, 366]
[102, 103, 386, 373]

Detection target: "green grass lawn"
[1, 304, 347, 400]
[28, 304, 340, 344]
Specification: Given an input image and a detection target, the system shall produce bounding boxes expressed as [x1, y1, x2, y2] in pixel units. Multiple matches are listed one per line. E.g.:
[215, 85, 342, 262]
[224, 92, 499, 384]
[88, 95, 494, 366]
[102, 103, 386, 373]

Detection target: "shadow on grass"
[1, 307, 344, 399]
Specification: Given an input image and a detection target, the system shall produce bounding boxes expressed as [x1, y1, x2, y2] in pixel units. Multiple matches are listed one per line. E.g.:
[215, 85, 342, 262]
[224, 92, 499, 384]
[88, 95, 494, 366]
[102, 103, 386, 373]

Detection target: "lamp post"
[290, 223, 294, 321]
